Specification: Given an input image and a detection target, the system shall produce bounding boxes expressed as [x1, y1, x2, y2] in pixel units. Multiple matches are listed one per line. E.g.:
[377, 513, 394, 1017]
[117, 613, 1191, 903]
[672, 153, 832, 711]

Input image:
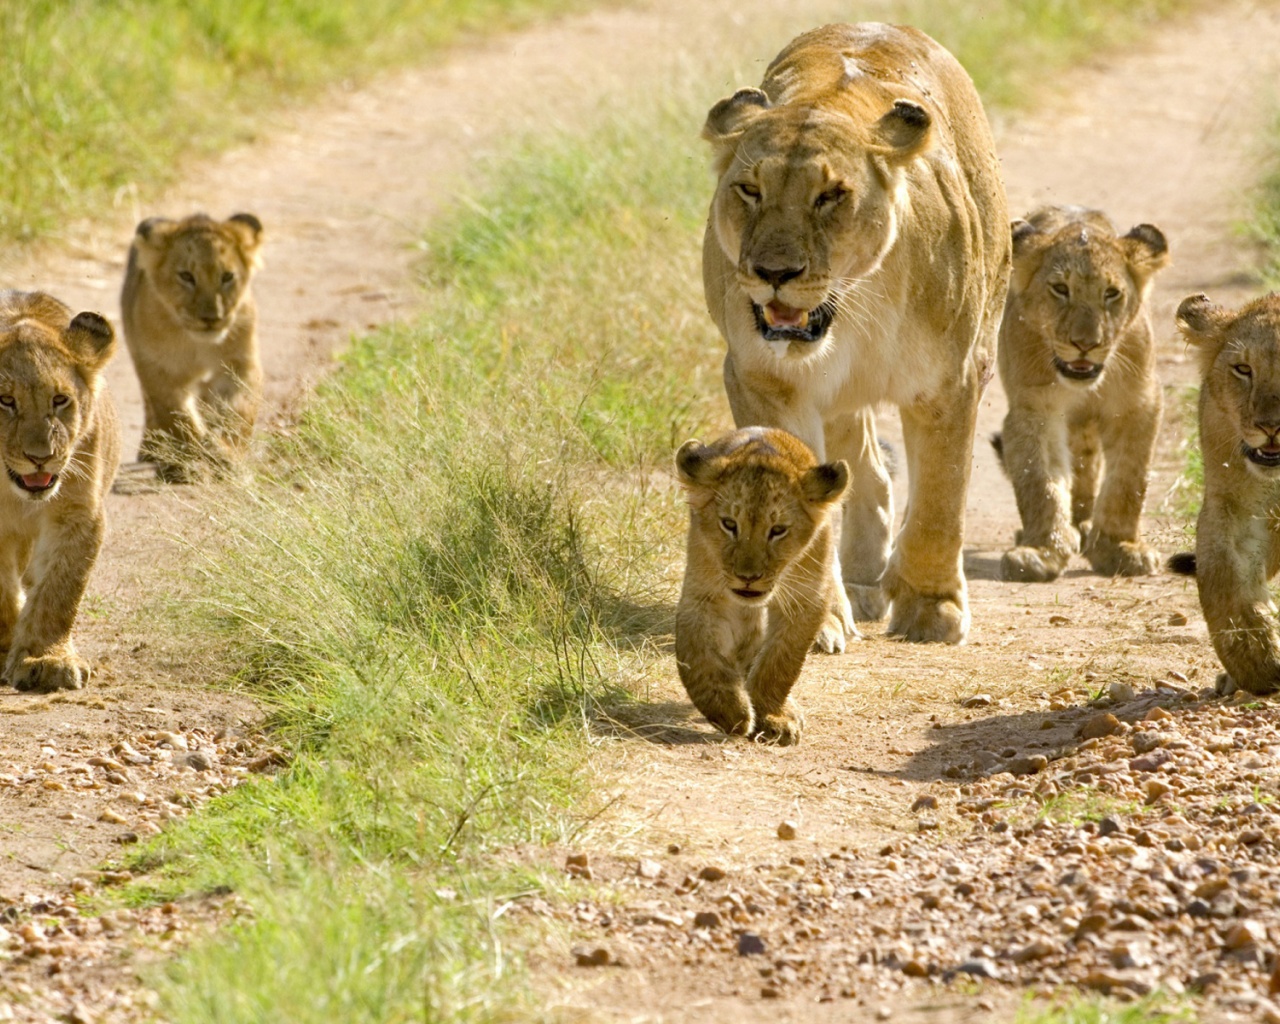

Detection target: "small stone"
[1007, 755, 1048, 776]
[1098, 816, 1123, 837]
[737, 932, 767, 956]
[1075, 913, 1110, 937]
[1186, 899, 1211, 918]
[115, 831, 139, 845]
[917, 818, 939, 832]
[1129, 749, 1172, 773]
[1109, 681, 1136, 703]
[1049, 614, 1070, 626]
[154, 731, 189, 750]
[1144, 780, 1172, 804]
[636, 858, 662, 880]
[876, 1008, 892, 1021]
[1167, 612, 1189, 626]
[667, 843, 680, 855]
[573, 946, 612, 967]
[776, 821, 798, 841]
[1012, 939, 1058, 963]
[182, 750, 214, 771]
[565, 852, 589, 870]
[911, 795, 938, 812]
[1144, 706, 1173, 722]
[760, 985, 781, 999]
[961, 694, 992, 708]
[1130, 731, 1163, 754]
[902, 959, 928, 977]
[1239, 830, 1265, 846]
[698, 865, 727, 882]
[953, 959, 1000, 980]
[693, 910, 722, 930]
[1079, 713, 1122, 739]
[98, 809, 128, 825]
[1223, 920, 1266, 951]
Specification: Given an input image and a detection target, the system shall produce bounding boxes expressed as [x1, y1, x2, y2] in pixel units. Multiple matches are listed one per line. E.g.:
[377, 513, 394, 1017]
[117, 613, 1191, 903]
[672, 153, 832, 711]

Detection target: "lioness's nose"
[1255, 417, 1280, 438]
[753, 263, 806, 289]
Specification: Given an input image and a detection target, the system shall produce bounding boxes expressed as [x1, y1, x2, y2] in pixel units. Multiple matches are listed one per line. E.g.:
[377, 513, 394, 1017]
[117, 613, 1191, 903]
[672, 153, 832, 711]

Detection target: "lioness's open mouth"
[7, 469, 58, 494]
[731, 587, 767, 601]
[1053, 356, 1104, 382]
[753, 299, 836, 344]
[1244, 443, 1280, 469]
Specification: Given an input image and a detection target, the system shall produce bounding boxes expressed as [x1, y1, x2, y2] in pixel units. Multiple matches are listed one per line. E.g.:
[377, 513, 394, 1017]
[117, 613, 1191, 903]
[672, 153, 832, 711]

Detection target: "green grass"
[1017, 994, 1195, 1024]
[119, 1, 1211, 1020]
[0, 0, 588, 244]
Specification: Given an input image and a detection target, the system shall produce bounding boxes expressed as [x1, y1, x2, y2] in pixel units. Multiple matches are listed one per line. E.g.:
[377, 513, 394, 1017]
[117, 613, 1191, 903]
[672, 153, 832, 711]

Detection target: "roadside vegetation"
[0, 0, 588, 244]
[71, 0, 1208, 1019]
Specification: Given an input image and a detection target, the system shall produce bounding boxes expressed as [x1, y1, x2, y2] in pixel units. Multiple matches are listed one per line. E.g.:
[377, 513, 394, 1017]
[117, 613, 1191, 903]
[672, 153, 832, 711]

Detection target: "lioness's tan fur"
[701, 23, 1009, 645]
[0, 290, 120, 692]
[1178, 293, 1280, 694]
[996, 206, 1170, 582]
[121, 212, 264, 482]
[675, 427, 849, 745]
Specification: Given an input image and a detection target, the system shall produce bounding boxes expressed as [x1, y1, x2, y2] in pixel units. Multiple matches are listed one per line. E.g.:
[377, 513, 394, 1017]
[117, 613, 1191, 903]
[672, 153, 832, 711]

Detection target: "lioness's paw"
[751, 701, 803, 746]
[8, 652, 91, 693]
[1086, 535, 1160, 578]
[847, 582, 888, 622]
[1001, 546, 1068, 583]
[887, 588, 967, 644]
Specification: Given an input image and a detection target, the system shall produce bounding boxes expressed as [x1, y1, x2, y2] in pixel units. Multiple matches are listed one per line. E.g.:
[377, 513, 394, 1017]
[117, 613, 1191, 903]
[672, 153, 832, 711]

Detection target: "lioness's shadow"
[595, 699, 727, 746]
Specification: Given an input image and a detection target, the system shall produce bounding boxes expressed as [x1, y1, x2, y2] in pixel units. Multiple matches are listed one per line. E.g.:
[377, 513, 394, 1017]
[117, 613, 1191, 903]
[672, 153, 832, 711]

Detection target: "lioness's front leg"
[3, 519, 102, 693]
[999, 398, 1076, 583]
[886, 381, 979, 643]
[828, 409, 892, 622]
[1083, 390, 1161, 577]
[1196, 496, 1280, 695]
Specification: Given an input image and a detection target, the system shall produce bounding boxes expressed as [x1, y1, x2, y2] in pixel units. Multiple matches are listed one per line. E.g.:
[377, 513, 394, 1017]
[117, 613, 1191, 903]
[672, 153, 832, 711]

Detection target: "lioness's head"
[1009, 207, 1168, 385]
[0, 291, 115, 502]
[1178, 293, 1280, 479]
[131, 212, 264, 338]
[703, 88, 931, 359]
[676, 427, 848, 603]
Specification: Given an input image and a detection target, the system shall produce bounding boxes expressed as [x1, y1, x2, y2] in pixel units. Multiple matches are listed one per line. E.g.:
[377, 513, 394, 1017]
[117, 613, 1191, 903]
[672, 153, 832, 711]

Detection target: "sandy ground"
[2, 0, 1280, 1020]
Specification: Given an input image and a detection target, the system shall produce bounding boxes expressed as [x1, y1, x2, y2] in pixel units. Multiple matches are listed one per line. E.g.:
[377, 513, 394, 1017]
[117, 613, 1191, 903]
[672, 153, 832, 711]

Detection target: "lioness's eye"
[1050, 282, 1070, 298]
[720, 517, 738, 536]
[814, 187, 845, 209]
[178, 270, 196, 286]
[221, 271, 236, 286]
[0, 396, 13, 408]
[1103, 287, 1121, 302]
[1233, 363, 1253, 379]
[733, 183, 760, 202]
[51, 394, 69, 408]
[768, 525, 788, 539]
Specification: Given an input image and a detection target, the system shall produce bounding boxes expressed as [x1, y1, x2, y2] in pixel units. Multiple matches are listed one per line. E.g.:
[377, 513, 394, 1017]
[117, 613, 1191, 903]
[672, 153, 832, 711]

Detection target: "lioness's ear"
[65, 311, 116, 375]
[802, 460, 849, 505]
[868, 100, 931, 161]
[1176, 293, 1230, 345]
[1121, 223, 1170, 284]
[675, 440, 717, 488]
[703, 88, 771, 175]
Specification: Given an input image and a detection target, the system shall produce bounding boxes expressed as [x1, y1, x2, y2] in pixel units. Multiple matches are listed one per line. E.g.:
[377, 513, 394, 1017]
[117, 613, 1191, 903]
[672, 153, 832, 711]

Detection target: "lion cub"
[0, 291, 121, 692]
[1173, 293, 1280, 694]
[674, 427, 849, 745]
[996, 206, 1169, 582]
[121, 212, 264, 482]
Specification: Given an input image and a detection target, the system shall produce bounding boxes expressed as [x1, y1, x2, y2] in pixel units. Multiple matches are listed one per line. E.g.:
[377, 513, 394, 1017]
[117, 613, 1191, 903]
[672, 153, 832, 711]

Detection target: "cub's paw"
[7, 652, 91, 693]
[750, 701, 803, 746]
[690, 686, 753, 737]
[1085, 534, 1160, 577]
[156, 460, 202, 486]
[1001, 546, 1068, 583]
[886, 585, 967, 644]
[813, 609, 858, 654]
[847, 582, 888, 622]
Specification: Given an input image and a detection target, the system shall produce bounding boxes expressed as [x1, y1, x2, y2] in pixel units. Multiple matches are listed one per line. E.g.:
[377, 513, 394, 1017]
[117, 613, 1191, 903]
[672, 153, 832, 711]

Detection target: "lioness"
[702, 23, 1009, 646]
[1173, 293, 1280, 694]
[0, 291, 120, 692]
[121, 212, 264, 482]
[995, 207, 1170, 582]
[675, 427, 849, 745]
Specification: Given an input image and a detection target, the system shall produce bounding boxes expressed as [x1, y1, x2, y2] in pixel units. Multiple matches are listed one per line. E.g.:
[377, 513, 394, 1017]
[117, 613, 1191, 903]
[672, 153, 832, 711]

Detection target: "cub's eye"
[719, 517, 738, 536]
[1233, 363, 1253, 379]
[1103, 286, 1122, 303]
[768, 524, 789, 540]
[1050, 282, 1070, 298]
[178, 270, 196, 286]
[51, 394, 69, 408]
[0, 396, 14, 408]
[221, 270, 236, 286]
[814, 187, 846, 209]
[733, 183, 760, 202]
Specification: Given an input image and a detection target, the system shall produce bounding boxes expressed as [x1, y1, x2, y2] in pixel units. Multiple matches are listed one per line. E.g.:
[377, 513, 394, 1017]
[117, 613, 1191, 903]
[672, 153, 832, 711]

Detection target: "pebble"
[1168, 612, 1189, 626]
[698, 865, 727, 882]
[1144, 706, 1173, 722]
[737, 932, 767, 956]
[1108, 681, 1136, 703]
[182, 750, 215, 771]
[1007, 755, 1048, 776]
[953, 959, 1000, 980]
[636, 859, 662, 880]
[1223, 920, 1266, 951]
[693, 911, 722, 930]
[1079, 713, 1122, 739]
[573, 946, 612, 967]
[776, 821, 798, 841]
[911, 795, 938, 812]
[961, 694, 992, 708]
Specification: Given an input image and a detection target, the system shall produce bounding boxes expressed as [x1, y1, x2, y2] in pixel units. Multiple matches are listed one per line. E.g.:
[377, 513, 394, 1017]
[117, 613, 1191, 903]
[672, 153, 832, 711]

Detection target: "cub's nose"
[753, 263, 806, 289]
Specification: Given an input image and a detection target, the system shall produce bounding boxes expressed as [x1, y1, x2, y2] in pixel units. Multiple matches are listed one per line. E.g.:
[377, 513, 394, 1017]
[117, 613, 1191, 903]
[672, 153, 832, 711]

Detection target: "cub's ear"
[868, 99, 931, 162]
[65, 311, 116, 375]
[802, 459, 849, 505]
[675, 439, 717, 489]
[1176, 293, 1230, 345]
[1010, 218, 1039, 256]
[133, 217, 173, 247]
[1121, 223, 1170, 283]
[703, 88, 771, 175]
[228, 212, 265, 269]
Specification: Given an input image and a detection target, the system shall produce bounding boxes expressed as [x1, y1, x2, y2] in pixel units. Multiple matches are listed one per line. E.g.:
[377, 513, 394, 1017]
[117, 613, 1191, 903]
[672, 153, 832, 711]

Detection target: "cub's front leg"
[1196, 499, 1280, 695]
[674, 596, 760, 737]
[3, 519, 103, 693]
[999, 400, 1077, 583]
[1082, 389, 1161, 577]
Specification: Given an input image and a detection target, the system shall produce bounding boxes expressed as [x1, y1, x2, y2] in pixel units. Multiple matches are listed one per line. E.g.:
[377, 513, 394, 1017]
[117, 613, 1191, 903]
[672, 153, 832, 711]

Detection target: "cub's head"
[703, 88, 931, 359]
[1008, 207, 1168, 385]
[1178, 293, 1280, 479]
[676, 427, 848, 603]
[132, 212, 264, 338]
[0, 291, 115, 502]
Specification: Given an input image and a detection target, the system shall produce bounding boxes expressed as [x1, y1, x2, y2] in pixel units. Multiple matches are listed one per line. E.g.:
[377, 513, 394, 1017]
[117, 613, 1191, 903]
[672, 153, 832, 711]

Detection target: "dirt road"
[2, 0, 1280, 1020]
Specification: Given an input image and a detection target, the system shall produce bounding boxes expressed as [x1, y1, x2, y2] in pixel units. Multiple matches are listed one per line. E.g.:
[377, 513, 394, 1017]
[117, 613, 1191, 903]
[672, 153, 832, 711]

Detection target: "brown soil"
[2, 0, 1280, 1020]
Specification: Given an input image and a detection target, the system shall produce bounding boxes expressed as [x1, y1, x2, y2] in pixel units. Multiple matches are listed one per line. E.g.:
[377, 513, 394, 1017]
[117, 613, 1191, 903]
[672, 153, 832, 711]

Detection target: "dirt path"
[2, 0, 1280, 1020]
